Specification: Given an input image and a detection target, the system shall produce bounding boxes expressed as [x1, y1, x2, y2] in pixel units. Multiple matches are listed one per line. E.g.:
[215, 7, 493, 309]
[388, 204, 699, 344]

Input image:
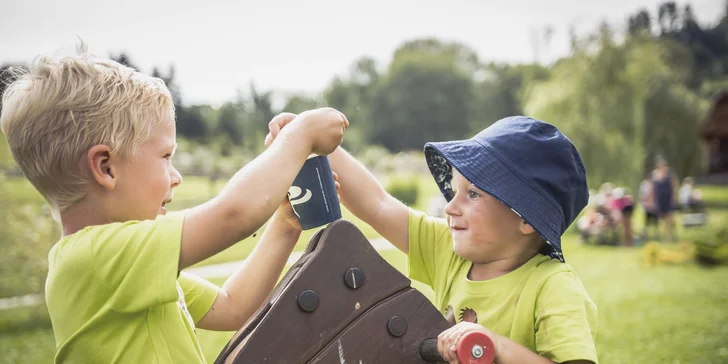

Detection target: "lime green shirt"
[45, 212, 219, 364]
[408, 210, 599, 363]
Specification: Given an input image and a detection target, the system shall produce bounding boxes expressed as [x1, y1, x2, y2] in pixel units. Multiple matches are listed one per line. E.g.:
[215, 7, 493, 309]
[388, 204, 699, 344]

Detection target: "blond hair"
[0, 49, 174, 219]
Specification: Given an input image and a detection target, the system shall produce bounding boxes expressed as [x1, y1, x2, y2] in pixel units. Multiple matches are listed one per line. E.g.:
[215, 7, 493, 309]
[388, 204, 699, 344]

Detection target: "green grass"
[701, 185, 728, 208]
[3, 175, 728, 364]
[3, 238, 727, 363]
[0, 328, 57, 364]
[193, 238, 728, 364]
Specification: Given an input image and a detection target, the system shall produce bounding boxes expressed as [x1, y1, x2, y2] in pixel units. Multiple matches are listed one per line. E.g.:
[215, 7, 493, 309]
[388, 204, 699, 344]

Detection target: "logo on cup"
[288, 186, 312, 206]
[290, 155, 342, 230]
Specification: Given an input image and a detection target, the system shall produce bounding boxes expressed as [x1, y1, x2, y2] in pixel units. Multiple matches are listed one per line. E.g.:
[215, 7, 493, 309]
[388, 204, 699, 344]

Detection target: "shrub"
[386, 176, 419, 206]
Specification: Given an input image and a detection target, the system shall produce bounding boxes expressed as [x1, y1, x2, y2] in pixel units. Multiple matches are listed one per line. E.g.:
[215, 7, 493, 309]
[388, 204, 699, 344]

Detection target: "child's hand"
[273, 172, 341, 231]
[264, 108, 349, 156]
[438, 322, 500, 363]
[264, 112, 297, 148]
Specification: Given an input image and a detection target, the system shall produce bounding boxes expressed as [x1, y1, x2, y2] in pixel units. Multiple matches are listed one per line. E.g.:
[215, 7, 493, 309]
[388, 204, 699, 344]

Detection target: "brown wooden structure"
[214, 220, 454, 364]
[701, 91, 728, 175]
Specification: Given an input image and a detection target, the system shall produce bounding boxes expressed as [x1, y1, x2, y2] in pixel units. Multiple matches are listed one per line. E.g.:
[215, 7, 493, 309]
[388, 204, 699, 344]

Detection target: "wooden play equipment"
[214, 220, 495, 364]
[701, 91, 728, 176]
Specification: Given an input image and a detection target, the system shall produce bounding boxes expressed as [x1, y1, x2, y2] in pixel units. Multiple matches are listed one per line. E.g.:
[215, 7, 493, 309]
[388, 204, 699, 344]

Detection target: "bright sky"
[1, 0, 723, 106]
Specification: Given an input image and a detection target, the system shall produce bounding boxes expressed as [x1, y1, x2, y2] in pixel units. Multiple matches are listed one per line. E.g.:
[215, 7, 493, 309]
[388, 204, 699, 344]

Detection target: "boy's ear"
[519, 220, 536, 235]
[87, 145, 116, 191]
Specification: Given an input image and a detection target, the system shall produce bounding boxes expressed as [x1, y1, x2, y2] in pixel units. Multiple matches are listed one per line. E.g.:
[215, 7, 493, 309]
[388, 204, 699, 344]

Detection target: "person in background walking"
[651, 156, 679, 243]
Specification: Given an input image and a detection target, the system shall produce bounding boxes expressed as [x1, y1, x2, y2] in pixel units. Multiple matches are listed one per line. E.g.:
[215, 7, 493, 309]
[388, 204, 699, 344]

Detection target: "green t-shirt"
[407, 209, 599, 363]
[45, 212, 219, 364]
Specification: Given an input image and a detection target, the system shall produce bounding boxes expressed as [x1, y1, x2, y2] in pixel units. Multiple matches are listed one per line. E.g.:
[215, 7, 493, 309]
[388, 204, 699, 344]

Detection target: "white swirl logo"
[288, 186, 312, 206]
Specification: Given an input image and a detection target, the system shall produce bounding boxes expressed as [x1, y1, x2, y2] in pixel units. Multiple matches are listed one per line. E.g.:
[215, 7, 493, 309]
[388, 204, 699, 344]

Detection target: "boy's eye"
[468, 190, 480, 199]
[163, 153, 172, 160]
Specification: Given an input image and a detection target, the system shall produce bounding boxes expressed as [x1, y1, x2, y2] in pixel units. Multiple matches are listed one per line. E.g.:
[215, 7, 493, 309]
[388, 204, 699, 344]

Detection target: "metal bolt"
[344, 267, 365, 289]
[472, 344, 484, 359]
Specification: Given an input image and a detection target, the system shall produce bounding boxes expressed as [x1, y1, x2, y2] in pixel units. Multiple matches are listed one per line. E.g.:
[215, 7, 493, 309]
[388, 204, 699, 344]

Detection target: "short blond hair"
[1, 50, 174, 218]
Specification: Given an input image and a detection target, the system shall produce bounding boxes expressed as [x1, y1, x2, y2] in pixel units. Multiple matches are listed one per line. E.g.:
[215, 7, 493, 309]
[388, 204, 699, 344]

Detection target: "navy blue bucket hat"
[424, 116, 588, 262]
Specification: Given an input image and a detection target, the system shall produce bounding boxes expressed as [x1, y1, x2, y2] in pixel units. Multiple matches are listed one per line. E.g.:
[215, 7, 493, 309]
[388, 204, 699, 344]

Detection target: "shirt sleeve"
[178, 272, 220, 324]
[407, 209, 455, 290]
[89, 212, 185, 313]
[534, 271, 599, 364]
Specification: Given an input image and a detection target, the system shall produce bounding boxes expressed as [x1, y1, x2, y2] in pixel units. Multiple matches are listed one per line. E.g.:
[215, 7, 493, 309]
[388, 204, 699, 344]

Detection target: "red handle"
[420, 331, 495, 363]
[456, 331, 496, 364]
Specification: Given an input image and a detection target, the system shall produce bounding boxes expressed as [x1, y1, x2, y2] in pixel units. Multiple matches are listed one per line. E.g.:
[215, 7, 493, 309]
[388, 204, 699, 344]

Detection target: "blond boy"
[1, 50, 348, 363]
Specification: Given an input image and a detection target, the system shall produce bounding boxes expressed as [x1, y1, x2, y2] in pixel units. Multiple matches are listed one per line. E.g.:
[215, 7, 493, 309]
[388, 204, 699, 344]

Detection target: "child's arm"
[195, 200, 301, 331]
[438, 322, 593, 364]
[178, 108, 348, 270]
[328, 147, 411, 253]
[265, 117, 410, 253]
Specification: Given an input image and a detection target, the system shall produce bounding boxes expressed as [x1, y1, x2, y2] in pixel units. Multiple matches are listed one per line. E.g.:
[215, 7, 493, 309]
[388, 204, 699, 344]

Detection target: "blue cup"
[288, 155, 342, 230]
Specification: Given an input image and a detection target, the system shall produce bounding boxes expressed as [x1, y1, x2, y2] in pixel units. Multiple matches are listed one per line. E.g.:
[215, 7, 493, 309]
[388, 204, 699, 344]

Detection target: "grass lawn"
[192, 236, 728, 364]
[4, 238, 727, 364]
[2, 177, 728, 363]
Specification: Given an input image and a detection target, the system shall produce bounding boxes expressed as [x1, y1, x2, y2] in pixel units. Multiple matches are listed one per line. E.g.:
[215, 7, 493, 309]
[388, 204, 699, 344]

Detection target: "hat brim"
[424, 139, 565, 262]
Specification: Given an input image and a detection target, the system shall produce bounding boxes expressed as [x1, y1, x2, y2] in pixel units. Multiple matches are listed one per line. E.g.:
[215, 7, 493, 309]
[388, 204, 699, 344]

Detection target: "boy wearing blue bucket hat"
[267, 115, 597, 363]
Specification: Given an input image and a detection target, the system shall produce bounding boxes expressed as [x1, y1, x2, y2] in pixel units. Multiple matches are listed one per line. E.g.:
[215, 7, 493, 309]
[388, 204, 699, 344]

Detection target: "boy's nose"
[170, 166, 183, 187]
[444, 198, 461, 217]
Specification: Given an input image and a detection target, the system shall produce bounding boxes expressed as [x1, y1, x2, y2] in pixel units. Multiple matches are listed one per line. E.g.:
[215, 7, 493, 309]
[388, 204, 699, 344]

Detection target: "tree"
[524, 32, 705, 189]
[322, 56, 381, 153]
[469, 63, 549, 134]
[628, 9, 652, 35]
[216, 102, 245, 145]
[282, 95, 320, 114]
[176, 105, 209, 141]
[658, 2, 679, 34]
[368, 39, 476, 151]
[244, 84, 275, 152]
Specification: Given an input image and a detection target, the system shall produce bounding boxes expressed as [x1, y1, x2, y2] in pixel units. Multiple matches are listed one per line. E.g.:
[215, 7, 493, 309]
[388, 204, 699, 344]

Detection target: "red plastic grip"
[456, 331, 496, 364]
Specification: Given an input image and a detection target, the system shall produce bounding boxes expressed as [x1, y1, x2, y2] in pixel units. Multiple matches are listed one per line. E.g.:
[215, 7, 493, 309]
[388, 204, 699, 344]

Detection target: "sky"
[1, 0, 724, 106]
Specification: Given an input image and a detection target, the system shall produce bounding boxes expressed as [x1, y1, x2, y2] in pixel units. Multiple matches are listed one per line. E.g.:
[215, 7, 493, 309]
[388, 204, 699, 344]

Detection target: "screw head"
[344, 267, 365, 289]
[472, 345, 483, 359]
[387, 316, 408, 337]
[297, 290, 319, 312]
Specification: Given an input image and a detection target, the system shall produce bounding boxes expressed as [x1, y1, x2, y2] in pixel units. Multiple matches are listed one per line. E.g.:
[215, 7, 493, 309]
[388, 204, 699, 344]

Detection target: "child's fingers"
[335, 181, 340, 191]
[267, 120, 281, 142]
[268, 121, 280, 135]
[340, 112, 350, 130]
[269, 112, 297, 129]
[333, 171, 339, 181]
[438, 330, 458, 363]
[266, 112, 297, 146]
